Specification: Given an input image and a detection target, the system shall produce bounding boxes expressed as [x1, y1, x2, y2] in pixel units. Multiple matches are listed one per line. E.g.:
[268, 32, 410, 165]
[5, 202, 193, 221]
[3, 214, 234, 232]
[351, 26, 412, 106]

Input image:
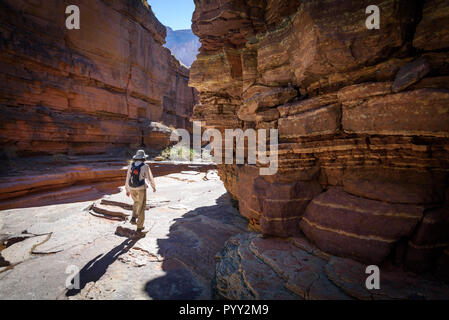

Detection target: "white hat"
[132, 149, 148, 160]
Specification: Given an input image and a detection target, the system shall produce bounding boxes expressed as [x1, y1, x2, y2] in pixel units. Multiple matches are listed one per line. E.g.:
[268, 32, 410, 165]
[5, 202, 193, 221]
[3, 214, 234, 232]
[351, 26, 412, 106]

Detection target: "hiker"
[125, 149, 156, 234]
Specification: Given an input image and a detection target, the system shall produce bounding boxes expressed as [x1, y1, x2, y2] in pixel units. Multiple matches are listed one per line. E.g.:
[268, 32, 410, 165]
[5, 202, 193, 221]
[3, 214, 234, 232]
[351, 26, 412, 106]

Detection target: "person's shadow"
[66, 236, 138, 297]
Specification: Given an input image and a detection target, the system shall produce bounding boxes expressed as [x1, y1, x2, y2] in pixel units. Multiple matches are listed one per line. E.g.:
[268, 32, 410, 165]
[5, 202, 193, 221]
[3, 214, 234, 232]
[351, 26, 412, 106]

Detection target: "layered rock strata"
[0, 0, 196, 157]
[190, 0, 449, 276]
[0, 156, 216, 210]
[215, 233, 449, 299]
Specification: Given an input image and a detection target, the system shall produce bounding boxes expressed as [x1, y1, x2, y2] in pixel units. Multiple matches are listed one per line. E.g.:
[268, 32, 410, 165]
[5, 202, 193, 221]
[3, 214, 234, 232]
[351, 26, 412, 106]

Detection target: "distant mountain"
[164, 26, 200, 68]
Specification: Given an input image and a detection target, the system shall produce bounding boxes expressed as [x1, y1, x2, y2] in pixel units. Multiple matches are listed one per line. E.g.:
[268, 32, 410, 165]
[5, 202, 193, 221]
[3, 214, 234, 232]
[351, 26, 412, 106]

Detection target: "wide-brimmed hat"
[132, 149, 148, 160]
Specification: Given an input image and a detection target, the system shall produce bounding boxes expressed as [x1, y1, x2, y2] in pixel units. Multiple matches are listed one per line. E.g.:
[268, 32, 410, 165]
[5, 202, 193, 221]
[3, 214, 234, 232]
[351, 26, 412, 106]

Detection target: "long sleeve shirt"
[125, 161, 156, 193]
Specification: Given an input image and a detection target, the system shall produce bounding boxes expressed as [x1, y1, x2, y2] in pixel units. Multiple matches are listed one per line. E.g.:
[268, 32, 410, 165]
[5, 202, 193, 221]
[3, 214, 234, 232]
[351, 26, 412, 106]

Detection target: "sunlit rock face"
[0, 0, 196, 156]
[189, 0, 449, 274]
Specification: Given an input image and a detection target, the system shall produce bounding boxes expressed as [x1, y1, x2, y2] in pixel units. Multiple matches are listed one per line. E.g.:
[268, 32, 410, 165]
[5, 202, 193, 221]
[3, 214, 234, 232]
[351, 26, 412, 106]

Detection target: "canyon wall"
[190, 0, 449, 275]
[0, 0, 196, 157]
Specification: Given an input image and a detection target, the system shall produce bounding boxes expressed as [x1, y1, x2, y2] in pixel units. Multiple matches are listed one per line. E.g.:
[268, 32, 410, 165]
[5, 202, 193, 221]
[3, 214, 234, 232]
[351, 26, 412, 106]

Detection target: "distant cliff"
[165, 27, 200, 67]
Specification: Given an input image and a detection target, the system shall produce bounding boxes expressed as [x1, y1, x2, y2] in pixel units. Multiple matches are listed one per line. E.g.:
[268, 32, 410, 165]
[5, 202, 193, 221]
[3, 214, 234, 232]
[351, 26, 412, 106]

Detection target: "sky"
[147, 0, 195, 30]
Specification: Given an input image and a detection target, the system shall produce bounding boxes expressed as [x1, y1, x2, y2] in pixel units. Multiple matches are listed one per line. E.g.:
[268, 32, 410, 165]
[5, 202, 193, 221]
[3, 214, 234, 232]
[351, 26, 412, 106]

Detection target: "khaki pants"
[130, 189, 147, 229]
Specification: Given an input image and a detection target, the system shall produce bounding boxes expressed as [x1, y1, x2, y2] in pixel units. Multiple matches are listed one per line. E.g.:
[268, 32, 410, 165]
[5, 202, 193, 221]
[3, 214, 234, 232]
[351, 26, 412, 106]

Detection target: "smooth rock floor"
[2, 169, 448, 300]
[0, 170, 247, 299]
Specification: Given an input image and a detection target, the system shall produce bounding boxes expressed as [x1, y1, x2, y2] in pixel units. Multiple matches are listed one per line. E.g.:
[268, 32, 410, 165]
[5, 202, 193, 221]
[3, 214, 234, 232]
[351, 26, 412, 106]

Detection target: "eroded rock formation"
[215, 233, 449, 299]
[189, 0, 449, 277]
[0, 0, 196, 156]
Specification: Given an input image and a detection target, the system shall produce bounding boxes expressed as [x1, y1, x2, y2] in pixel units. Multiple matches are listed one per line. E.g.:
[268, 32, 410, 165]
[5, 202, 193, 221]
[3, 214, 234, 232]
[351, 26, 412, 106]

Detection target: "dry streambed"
[1, 169, 448, 300]
[0, 169, 246, 299]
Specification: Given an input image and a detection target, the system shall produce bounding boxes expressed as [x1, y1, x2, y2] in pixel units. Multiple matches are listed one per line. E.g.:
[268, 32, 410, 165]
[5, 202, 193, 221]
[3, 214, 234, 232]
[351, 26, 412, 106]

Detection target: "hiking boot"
[133, 228, 147, 239]
[129, 217, 137, 225]
[136, 227, 148, 234]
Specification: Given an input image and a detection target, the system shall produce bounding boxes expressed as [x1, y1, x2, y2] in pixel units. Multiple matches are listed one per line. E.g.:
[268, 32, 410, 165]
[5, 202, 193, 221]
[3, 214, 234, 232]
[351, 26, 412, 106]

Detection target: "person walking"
[125, 149, 156, 235]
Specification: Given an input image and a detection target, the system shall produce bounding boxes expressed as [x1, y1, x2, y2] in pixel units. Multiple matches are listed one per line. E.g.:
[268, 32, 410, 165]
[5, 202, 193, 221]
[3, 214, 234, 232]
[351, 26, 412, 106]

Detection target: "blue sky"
[147, 0, 195, 30]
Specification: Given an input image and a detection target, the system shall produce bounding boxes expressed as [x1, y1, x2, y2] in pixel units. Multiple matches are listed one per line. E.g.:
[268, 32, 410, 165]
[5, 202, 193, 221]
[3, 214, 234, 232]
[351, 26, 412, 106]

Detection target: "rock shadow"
[65, 237, 138, 297]
[144, 192, 247, 300]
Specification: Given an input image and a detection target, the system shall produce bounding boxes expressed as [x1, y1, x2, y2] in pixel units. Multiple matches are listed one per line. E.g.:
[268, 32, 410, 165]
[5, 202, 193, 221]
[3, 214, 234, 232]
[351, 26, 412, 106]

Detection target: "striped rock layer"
[0, 0, 196, 156]
[189, 0, 449, 276]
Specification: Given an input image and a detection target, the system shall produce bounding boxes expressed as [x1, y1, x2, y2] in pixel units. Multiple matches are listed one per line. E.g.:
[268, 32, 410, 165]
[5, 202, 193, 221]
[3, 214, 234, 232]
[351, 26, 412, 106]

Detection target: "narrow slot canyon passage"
[1, 0, 449, 301]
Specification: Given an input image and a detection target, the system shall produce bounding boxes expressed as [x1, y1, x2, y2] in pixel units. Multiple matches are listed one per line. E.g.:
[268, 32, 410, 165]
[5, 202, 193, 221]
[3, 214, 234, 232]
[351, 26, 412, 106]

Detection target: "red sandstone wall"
[189, 0, 449, 275]
[0, 0, 196, 156]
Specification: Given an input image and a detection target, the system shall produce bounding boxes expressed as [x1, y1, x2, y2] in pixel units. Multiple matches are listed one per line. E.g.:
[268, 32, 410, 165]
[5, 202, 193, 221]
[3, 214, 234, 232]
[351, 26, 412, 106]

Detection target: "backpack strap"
[131, 162, 145, 169]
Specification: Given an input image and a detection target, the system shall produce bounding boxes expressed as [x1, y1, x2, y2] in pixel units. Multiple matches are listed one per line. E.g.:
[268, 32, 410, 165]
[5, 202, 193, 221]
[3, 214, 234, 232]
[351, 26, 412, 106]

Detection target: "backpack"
[129, 162, 145, 188]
